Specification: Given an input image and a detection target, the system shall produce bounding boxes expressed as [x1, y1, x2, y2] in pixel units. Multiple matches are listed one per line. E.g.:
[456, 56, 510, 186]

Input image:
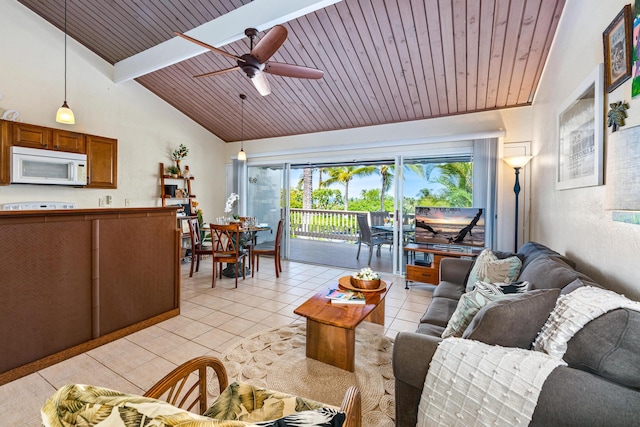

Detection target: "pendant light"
[56, 0, 75, 124]
[237, 94, 247, 161]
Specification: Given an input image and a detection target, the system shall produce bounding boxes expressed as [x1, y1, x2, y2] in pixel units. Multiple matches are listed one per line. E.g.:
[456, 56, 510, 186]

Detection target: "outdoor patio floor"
[288, 238, 395, 273]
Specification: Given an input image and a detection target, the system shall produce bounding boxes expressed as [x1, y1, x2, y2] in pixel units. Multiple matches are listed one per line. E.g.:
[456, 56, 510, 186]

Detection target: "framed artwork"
[556, 64, 604, 190]
[632, 0, 640, 97]
[603, 4, 632, 92]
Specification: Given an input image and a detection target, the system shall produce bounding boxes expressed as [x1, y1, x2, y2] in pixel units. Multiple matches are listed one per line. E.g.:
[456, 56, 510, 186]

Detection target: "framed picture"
[556, 64, 604, 190]
[603, 4, 632, 92]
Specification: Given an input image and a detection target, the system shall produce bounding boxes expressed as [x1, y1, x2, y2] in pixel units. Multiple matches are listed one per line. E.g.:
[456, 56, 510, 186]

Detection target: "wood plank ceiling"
[18, 0, 566, 143]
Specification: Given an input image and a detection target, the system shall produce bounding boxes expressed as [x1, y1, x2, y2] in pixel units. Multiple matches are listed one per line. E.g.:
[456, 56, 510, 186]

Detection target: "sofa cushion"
[441, 289, 505, 338]
[518, 255, 578, 290]
[564, 308, 640, 389]
[432, 281, 466, 300]
[462, 289, 560, 348]
[420, 297, 460, 327]
[518, 241, 576, 269]
[415, 322, 445, 336]
[465, 249, 522, 292]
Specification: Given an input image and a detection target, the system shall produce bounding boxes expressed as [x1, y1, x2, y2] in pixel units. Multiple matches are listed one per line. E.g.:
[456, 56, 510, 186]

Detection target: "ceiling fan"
[175, 25, 324, 96]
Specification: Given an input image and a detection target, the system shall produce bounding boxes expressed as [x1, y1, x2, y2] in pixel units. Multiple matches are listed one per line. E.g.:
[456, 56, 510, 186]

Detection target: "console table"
[404, 243, 482, 288]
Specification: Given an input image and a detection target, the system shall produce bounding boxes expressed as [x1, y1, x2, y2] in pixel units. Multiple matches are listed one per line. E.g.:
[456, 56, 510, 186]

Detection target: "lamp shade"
[237, 148, 247, 161]
[56, 101, 75, 124]
[503, 155, 533, 169]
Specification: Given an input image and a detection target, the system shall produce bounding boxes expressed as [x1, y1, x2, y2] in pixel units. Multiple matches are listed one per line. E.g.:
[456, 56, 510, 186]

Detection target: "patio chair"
[356, 213, 393, 265]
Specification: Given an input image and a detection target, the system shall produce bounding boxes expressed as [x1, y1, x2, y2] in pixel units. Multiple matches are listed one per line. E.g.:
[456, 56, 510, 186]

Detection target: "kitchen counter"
[0, 207, 181, 385]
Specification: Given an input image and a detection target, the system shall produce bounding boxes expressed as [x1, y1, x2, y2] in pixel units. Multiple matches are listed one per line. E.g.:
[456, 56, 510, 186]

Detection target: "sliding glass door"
[245, 164, 287, 247]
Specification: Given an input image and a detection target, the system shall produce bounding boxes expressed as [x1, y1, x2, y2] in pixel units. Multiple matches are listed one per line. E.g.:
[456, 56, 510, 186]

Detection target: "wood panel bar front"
[0, 207, 180, 385]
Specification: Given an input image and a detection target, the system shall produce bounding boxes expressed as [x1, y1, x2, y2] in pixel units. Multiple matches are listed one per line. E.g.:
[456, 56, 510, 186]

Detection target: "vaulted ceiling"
[18, 0, 566, 143]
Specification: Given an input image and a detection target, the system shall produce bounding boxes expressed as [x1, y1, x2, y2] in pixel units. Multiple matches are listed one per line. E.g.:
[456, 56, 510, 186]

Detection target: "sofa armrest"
[393, 332, 441, 389]
[439, 257, 474, 284]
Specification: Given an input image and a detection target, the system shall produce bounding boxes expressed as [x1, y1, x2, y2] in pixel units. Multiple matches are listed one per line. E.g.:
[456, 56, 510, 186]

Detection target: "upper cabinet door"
[12, 122, 52, 149]
[86, 135, 118, 189]
[52, 130, 86, 153]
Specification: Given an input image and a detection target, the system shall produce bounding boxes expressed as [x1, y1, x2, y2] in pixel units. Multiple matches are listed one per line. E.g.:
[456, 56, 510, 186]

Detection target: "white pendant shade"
[238, 148, 247, 161]
[56, 102, 75, 124]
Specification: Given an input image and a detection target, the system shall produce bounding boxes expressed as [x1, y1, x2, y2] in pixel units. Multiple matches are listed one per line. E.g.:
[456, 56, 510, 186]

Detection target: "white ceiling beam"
[112, 0, 341, 83]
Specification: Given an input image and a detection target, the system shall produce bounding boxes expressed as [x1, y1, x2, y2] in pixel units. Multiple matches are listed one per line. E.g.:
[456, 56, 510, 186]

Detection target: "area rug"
[220, 322, 395, 427]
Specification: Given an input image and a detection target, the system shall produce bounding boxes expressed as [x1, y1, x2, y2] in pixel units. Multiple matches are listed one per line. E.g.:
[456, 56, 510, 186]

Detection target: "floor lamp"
[503, 155, 533, 252]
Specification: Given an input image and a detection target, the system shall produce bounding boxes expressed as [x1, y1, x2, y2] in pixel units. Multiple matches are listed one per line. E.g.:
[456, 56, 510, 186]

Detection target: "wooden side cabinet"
[404, 243, 481, 289]
[86, 135, 118, 188]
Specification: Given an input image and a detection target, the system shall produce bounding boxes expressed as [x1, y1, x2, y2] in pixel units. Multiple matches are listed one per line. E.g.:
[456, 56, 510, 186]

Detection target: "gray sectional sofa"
[393, 241, 640, 426]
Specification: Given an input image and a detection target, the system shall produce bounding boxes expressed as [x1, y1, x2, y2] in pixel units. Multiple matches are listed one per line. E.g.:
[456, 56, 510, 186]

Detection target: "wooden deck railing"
[290, 209, 366, 241]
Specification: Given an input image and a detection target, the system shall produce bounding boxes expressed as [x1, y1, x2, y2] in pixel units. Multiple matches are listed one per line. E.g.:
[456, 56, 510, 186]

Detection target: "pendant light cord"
[64, 0, 68, 101]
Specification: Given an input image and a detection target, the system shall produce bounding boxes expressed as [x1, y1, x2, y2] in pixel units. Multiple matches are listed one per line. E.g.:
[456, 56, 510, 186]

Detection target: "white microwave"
[11, 146, 87, 186]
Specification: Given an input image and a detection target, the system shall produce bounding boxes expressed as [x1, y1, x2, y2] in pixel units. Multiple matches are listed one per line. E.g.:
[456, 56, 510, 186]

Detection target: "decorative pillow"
[441, 289, 505, 338]
[465, 249, 522, 292]
[474, 280, 529, 294]
[462, 289, 561, 349]
[204, 381, 329, 422]
[249, 408, 345, 426]
[41, 383, 247, 427]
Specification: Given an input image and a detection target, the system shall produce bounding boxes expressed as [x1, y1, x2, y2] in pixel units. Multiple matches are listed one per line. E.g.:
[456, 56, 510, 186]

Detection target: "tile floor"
[0, 258, 434, 426]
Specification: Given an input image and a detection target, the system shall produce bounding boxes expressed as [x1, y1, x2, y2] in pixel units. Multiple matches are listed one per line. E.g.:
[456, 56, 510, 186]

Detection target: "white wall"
[531, 0, 640, 299]
[0, 1, 226, 221]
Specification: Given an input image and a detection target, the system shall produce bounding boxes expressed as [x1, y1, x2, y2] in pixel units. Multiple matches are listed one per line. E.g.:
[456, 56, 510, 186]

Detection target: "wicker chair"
[144, 356, 362, 427]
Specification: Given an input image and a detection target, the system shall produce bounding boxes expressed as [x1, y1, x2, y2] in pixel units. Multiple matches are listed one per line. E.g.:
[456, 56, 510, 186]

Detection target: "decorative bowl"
[350, 276, 381, 290]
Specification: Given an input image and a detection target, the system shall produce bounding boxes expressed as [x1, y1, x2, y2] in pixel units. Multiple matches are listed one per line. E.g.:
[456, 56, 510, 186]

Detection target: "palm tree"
[378, 163, 429, 211]
[323, 166, 378, 210]
[302, 168, 313, 209]
[429, 162, 472, 207]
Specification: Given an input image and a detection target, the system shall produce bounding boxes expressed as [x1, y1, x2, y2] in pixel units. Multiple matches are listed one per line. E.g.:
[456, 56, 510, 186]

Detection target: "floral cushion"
[204, 381, 334, 422]
[42, 383, 345, 427]
[465, 249, 522, 292]
[41, 383, 247, 427]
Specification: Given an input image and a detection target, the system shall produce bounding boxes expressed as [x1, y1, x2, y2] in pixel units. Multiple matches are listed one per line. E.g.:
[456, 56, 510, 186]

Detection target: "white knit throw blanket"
[417, 338, 565, 427]
[533, 285, 640, 358]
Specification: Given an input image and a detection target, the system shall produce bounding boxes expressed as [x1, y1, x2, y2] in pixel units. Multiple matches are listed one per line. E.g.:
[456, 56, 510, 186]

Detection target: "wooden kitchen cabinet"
[11, 122, 52, 149]
[86, 135, 117, 188]
[52, 129, 86, 153]
[12, 122, 85, 153]
[0, 121, 9, 185]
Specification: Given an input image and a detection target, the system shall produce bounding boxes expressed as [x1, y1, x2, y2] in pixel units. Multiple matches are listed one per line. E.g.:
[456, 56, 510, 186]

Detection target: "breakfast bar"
[0, 207, 181, 385]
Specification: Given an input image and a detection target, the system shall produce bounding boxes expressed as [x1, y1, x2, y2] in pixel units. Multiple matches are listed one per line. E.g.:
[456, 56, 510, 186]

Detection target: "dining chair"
[187, 218, 213, 278]
[210, 222, 247, 288]
[252, 219, 283, 278]
[356, 213, 392, 265]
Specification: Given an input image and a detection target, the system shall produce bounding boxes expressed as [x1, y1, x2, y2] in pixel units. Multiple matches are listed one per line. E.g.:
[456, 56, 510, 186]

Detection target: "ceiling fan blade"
[251, 25, 288, 63]
[174, 32, 244, 62]
[264, 62, 324, 79]
[194, 66, 240, 79]
[251, 70, 271, 96]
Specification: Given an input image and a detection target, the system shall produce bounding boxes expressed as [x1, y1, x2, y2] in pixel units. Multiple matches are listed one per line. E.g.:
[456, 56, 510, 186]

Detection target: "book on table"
[326, 288, 366, 304]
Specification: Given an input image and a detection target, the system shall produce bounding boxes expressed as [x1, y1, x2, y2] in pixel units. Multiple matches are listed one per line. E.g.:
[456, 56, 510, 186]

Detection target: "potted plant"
[171, 144, 189, 176]
[166, 165, 180, 178]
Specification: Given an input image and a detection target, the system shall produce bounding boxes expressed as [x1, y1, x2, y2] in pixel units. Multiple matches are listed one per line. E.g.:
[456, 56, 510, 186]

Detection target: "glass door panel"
[246, 164, 285, 246]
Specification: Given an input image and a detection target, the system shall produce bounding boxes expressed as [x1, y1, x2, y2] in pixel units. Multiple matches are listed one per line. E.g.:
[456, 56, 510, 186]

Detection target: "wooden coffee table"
[293, 278, 392, 372]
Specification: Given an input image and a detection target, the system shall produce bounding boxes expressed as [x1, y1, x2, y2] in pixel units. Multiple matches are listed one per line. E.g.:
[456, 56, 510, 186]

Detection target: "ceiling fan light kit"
[176, 25, 323, 97]
[56, 0, 75, 124]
